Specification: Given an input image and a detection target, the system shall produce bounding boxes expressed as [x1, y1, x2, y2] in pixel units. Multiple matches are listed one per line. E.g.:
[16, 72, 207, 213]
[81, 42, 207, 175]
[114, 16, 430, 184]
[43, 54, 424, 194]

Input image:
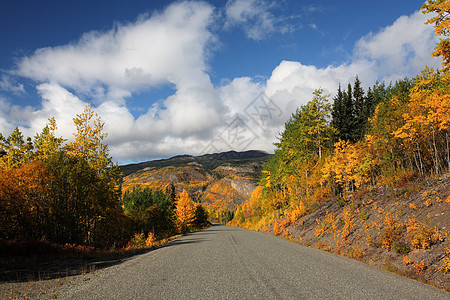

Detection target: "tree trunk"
[447, 131, 450, 173]
[432, 126, 439, 175]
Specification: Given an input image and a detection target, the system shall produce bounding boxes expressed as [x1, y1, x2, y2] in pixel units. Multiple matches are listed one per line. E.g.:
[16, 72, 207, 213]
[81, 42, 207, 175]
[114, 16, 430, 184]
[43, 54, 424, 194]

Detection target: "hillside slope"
[120, 150, 271, 221]
[231, 175, 450, 291]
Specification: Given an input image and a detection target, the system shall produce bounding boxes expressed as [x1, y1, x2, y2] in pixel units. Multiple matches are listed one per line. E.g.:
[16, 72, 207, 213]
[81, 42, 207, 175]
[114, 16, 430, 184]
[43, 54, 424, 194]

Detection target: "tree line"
[0, 106, 208, 251]
[230, 0, 450, 229]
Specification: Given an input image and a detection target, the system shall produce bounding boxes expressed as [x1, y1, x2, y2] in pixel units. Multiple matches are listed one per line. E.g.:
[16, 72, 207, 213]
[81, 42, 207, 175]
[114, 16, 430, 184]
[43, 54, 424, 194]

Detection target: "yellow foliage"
[176, 190, 196, 232]
[403, 255, 412, 266]
[406, 217, 443, 249]
[145, 232, 156, 247]
[422, 0, 450, 70]
[440, 257, 450, 274]
[380, 212, 403, 251]
[273, 220, 283, 236]
[129, 232, 146, 248]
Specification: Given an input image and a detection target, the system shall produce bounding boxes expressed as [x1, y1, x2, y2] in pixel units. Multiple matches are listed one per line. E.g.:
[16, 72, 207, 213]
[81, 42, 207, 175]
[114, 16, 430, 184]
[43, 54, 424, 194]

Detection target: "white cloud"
[354, 10, 439, 83]
[264, 10, 440, 118]
[15, 1, 215, 98]
[0, 6, 442, 163]
[0, 75, 25, 95]
[224, 0, 293, 40]
[5, 1, 227, 161]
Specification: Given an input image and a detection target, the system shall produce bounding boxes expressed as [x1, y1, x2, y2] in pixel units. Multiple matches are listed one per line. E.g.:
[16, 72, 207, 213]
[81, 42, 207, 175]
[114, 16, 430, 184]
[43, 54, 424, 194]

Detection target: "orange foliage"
[403, 255, 412, 266]
[341, 207, 355, 244]
[413, 260, 426, 275]
[273, 220, 283, 236]
[176, 190, 196, 232]
[406, 217, 443, 249]
[0, 161, 49, 240]
[380, 212, 403, 251]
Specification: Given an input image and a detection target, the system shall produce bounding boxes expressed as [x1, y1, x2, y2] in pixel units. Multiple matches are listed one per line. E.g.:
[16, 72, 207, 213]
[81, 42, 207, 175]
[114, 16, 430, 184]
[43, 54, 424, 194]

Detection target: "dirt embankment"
[273, 176, 450, 291]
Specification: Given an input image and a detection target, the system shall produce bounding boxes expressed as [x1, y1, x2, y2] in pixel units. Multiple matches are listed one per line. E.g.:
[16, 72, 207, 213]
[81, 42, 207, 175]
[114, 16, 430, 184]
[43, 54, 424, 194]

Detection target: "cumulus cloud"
[354, 10, 439, 82]
[0, 5, 441, 163]
[265, 10, 440, 117]
[15, 1, 215, 97]
[5, 1, 228, 161]
[0, 75, 25, 95]
[224, 0, 294, 40]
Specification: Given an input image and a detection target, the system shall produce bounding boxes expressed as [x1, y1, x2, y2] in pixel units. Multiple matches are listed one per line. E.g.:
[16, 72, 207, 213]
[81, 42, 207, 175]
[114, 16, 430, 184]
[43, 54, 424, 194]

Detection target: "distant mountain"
[120, 150, 273, 222]
[120, 150, 271, 177]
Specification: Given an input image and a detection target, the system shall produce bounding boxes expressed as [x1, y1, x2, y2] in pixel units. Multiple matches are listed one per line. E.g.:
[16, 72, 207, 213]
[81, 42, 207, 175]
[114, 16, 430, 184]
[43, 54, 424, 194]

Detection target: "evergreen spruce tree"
[340, 83, 355, 142]
[363, 87, 375, 134]
[331, 84, 344, 142]
[353, 76, 366, 141]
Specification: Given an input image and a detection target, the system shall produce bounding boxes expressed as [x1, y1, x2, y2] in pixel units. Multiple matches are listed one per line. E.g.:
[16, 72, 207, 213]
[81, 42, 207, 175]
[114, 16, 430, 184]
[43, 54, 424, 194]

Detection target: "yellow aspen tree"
[176, 190, 196, 233]
[422, 0, 450, 71]
[394, 69, 450, 174]
[0, 127, 34, 168]
[65, 105, 114, 178]
[34, 117, 65, 161]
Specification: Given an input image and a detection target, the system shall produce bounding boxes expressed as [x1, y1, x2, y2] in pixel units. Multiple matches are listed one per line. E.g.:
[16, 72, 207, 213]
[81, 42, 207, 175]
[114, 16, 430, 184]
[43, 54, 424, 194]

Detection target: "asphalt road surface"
[60, 224, 449, 299]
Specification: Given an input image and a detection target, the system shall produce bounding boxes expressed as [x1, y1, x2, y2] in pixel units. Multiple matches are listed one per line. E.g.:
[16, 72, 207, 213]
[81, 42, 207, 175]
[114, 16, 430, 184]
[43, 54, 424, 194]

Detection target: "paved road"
[60, 224, 449, 299]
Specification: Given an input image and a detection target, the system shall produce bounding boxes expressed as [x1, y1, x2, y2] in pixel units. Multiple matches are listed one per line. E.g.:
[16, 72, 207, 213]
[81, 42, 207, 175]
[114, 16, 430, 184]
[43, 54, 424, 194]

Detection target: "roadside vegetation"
[229, 0, 450, 291]
[0, 105, 209, 271]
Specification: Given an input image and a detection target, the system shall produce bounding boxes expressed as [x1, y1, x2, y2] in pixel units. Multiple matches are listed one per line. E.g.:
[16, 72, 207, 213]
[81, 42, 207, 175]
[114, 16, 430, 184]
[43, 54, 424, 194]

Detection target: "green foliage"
[194, 204, 209, 226]
[44, 151, 126, 245]
[122, 185, 175, 237]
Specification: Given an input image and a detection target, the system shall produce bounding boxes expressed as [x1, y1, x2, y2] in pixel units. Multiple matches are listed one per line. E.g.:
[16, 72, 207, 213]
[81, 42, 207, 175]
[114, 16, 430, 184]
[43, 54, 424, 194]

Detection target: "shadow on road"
[0, 228, 214, 283]
[0, 247, 154, 283]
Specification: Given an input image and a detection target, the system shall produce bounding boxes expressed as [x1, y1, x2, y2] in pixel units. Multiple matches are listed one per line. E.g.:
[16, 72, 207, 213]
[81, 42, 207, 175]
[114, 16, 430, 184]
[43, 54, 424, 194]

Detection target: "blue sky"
[0, 0, 441, 163]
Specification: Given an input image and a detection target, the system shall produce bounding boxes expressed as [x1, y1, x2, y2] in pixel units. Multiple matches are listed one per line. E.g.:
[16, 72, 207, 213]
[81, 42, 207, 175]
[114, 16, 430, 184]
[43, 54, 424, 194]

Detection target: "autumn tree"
[394, 68, 450, 174]
[0, 127, 34, 168]
[65, 105, 119, 182]
[122, 185, 175, 236]
[422, 0, 450, 71]
[33, 117, 65, 161]
[176, 190, 196, 233]
[0, 161, 49, 241]
[43, 151, 126, 244]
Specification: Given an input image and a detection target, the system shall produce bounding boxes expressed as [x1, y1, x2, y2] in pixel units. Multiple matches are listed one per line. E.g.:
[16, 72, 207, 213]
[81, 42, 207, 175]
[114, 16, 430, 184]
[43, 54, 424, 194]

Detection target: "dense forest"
[0, 106, 208, 255]
[230, 1, 450, 237]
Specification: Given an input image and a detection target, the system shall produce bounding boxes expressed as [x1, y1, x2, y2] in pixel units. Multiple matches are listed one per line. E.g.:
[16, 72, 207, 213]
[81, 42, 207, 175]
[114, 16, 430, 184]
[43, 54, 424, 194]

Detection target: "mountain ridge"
[120, 150, 273, 223]
[120, 150, 272, 177]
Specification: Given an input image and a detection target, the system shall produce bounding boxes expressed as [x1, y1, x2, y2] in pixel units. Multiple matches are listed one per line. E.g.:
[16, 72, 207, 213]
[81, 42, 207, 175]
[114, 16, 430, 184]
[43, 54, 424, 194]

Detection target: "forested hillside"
[121, 150, 271, 223]
[229, 1, 450, 290]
